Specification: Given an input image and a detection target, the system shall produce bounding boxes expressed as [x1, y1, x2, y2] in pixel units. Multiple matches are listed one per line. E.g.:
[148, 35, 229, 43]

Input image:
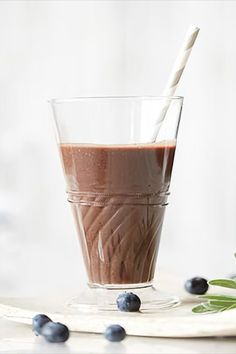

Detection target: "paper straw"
[151, 24, 200, 142]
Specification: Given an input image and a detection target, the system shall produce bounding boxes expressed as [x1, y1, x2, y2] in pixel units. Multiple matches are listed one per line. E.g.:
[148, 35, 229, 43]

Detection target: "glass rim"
[49, 95, 184, 105]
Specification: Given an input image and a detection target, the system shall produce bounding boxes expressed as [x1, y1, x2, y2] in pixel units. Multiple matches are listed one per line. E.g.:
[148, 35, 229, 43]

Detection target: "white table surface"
[1, 273, 236, 354]
[1, 317, 236, 354]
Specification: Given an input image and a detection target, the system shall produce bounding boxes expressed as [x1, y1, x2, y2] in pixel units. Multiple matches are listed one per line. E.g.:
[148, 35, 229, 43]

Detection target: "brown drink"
[60, 142, 176, 286]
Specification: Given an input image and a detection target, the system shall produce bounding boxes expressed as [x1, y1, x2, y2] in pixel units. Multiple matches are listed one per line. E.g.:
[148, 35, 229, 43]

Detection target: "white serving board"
[0, 294, 236, 338]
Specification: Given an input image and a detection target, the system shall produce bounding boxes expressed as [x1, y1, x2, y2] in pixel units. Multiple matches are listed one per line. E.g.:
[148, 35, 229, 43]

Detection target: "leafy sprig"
[192, 254, 236, 314]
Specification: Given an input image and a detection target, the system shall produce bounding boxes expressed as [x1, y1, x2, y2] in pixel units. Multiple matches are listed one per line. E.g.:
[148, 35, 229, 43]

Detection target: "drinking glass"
[50, 96, 183, 312]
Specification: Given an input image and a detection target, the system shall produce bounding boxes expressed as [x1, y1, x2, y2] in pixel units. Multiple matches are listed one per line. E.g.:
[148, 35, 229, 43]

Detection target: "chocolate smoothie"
[60, 142, 176, 286]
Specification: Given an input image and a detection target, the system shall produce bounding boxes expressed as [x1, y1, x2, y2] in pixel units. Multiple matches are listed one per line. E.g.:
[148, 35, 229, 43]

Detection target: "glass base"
[67, 284, 180, 313]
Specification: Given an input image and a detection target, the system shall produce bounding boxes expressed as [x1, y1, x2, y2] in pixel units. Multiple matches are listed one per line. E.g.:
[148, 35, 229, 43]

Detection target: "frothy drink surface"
[60, 142, 176, 286]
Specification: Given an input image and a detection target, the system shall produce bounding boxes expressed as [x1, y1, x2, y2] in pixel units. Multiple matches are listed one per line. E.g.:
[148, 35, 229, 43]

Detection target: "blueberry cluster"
[32, 314, 69, 343]
[32, 292, 141, 343]
[32, 278, 211, 344]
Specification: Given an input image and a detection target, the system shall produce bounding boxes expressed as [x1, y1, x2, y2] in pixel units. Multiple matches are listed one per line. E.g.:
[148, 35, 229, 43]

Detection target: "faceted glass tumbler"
[50, 96, 183, 311]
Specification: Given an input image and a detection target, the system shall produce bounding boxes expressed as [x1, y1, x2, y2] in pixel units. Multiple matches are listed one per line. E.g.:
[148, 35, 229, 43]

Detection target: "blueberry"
[41, 322, 70, 343]
[116, 292, 141, 312]
[104, 324, 126, 342]
[184, 277, 209, 295]
[32, 314, 52, 336]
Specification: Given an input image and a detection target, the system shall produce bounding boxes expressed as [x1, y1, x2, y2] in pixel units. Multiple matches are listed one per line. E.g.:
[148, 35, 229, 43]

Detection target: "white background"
[0, 0, 236, 296]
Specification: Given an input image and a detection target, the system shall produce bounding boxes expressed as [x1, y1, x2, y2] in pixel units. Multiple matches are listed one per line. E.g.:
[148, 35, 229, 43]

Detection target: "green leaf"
[192, 253, 236, 314]
[208, 300, 236, 308]
[226, 303, 236, 310]
[192, 304, 212, 313]
[200, 294, 236, 301]
[208, 279, 236, 289]
[192, 303, 226, 313]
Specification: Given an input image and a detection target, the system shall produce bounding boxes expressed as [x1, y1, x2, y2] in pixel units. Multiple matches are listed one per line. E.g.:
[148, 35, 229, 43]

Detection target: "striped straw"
[151, 24, 200, 142]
